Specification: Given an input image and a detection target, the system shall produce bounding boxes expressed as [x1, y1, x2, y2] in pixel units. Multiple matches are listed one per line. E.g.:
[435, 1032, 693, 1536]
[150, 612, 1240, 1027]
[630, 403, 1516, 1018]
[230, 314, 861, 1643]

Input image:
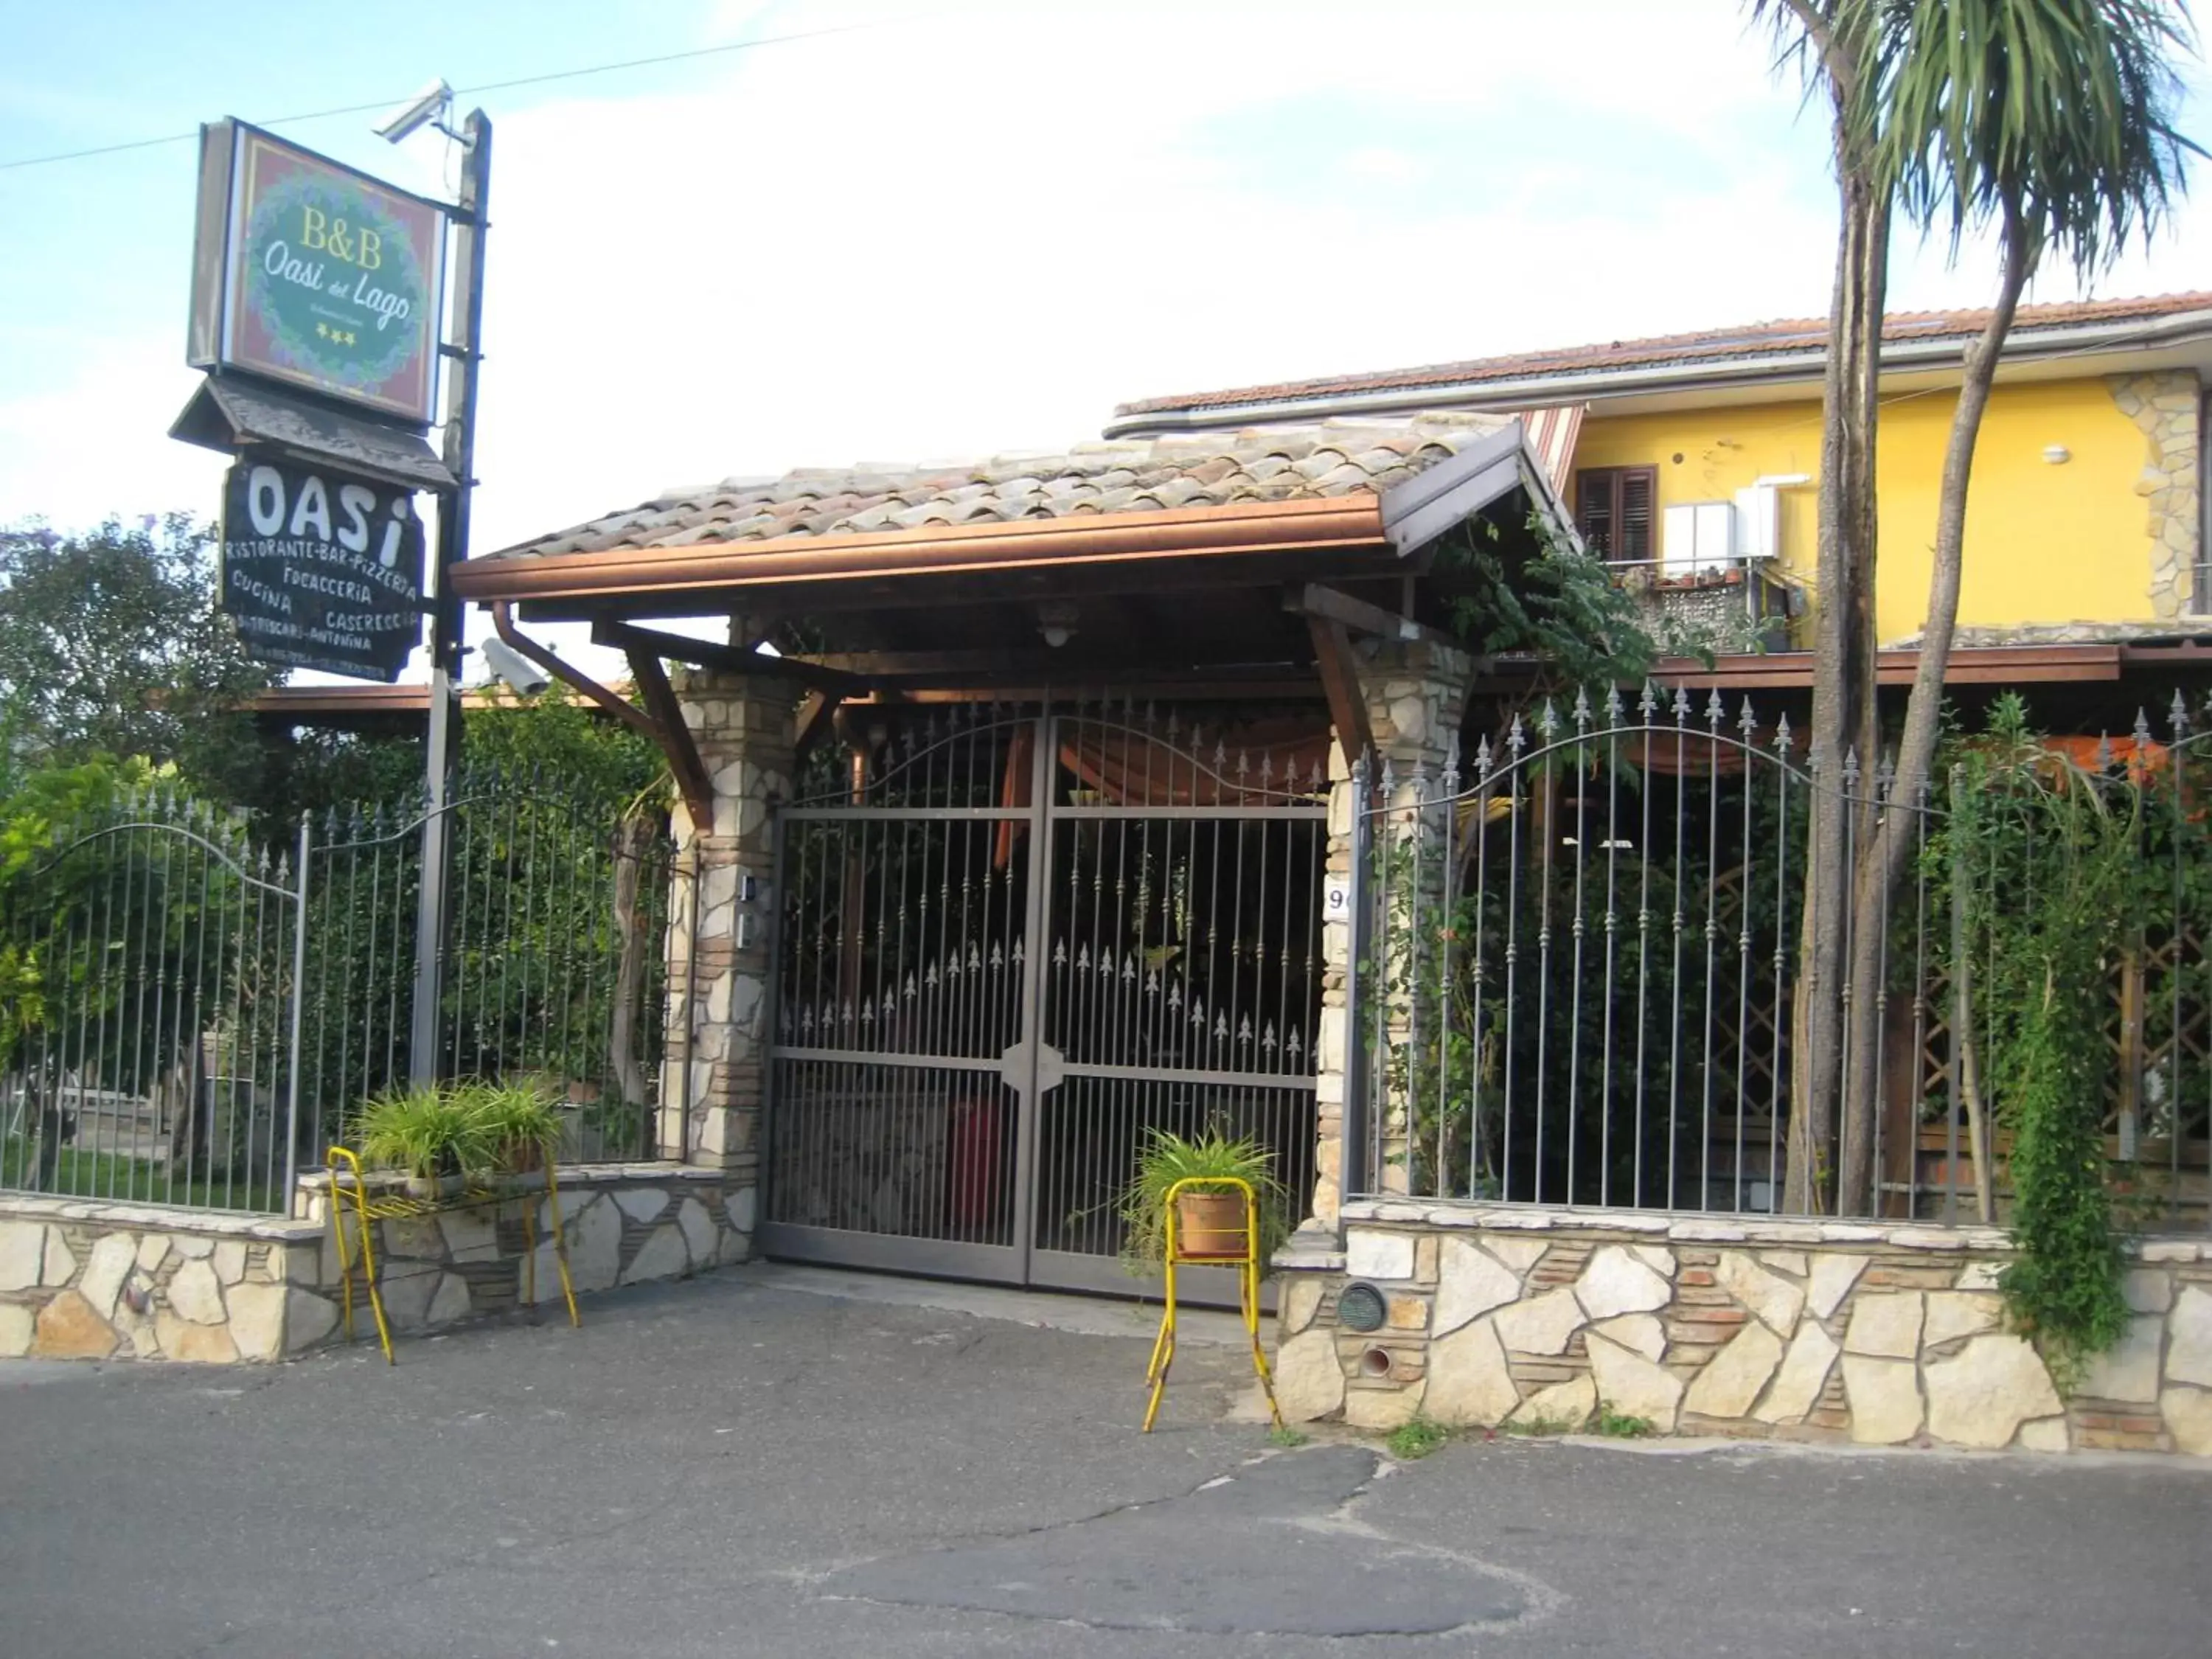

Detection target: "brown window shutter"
[1619, 468, 1655, 561]
[1574, 466, 1658, 562]
[1575, 470, 1615, 557]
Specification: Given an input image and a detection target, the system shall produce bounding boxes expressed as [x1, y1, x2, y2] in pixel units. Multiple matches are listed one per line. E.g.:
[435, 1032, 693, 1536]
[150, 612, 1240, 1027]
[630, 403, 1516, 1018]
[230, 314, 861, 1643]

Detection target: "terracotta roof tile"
[1114, 291, 2212, 420]
[490, 414, 1523, 561]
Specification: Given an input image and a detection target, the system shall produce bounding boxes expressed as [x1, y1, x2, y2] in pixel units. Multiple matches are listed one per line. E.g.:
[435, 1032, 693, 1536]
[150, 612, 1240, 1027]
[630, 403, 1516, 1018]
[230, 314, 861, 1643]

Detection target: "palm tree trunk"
[1787, 136, 1889, 1215]
[1833, 201, 2032, 1214]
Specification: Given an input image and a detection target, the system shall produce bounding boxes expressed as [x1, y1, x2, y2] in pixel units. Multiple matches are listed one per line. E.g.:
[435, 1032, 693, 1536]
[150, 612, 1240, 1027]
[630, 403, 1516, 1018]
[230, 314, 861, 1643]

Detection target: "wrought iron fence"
[1347, 685, 2212, 1229]
[1, 767, 683, 1214]
[1, 796, 305, 1212]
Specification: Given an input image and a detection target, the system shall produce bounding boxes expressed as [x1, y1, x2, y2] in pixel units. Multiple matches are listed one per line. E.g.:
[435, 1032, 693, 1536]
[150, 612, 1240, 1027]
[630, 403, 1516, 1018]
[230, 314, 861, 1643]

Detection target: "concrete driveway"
[2, 1264, 2205, 1658]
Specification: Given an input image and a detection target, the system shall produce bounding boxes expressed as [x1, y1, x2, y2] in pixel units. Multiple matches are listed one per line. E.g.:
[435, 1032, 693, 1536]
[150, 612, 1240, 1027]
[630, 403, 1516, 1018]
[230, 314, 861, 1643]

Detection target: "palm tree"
[1837, 0, 2199, 1214]
[1757, 0, 2199, 1214]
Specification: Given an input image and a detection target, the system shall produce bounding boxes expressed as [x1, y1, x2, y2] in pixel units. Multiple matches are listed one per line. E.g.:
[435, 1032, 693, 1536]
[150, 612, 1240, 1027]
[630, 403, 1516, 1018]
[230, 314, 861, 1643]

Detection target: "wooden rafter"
[1307, 615, 1373, 768]
[1283, 582, 1425, 643]
[622, 644, 717, 832]
[794, 691, 842, 764]
[590, 619, 872, 698]
[491, 602, 714, 832]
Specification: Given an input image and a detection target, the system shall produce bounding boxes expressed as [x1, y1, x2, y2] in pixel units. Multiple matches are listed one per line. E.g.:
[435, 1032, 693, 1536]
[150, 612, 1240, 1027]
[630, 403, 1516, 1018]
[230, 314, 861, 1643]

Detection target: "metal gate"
[762, 703, 1325, 1297]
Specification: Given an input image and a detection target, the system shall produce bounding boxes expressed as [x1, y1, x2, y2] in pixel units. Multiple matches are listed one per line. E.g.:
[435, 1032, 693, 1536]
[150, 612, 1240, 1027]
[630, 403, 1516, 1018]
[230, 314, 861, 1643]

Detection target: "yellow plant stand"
[324, 1146, 580, 1365]
[1142, 1175, 1283, 1433]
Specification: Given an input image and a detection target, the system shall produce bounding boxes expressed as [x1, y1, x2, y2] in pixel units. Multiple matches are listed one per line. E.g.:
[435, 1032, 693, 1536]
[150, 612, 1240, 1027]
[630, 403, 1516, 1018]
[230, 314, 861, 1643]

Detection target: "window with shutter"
[1573, 466, 1658, 562]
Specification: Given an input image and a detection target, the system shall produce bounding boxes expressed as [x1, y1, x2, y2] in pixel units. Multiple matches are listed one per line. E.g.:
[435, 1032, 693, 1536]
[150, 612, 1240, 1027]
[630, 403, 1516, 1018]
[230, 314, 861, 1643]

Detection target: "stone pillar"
[1307, 637, 1473, 1233]
[658, 671, 794, 1251]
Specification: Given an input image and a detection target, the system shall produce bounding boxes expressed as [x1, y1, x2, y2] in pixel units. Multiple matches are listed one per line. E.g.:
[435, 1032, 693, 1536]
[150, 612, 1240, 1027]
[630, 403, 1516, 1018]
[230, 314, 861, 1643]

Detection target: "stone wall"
[2110, 371, 2202, 620]
[0, 1198, 324, 1363]
[1274, 1201, 2212, 1457]
[0, 1161, 750, 1364]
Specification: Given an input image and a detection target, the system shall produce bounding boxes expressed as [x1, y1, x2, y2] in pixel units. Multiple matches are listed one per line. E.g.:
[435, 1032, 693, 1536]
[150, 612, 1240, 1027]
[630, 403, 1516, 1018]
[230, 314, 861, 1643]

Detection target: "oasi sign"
[220, 456, 425, 681]
[189, 121, 448, 427]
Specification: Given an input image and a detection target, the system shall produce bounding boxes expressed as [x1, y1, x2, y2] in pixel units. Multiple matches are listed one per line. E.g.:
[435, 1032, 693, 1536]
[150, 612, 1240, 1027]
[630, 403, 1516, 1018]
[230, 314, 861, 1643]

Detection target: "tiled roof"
[1115, 291, 2212, 420]
[491, 412, 1515, 560]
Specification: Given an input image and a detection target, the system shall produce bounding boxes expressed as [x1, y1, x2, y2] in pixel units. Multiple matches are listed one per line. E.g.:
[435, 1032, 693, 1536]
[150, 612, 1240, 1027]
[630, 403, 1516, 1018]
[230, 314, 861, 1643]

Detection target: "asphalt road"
[3, 1265, 2207, 1658]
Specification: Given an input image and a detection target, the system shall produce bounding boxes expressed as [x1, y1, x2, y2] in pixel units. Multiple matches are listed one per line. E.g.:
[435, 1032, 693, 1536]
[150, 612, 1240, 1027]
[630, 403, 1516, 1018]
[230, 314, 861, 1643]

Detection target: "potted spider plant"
[471, 1077, 565, 1185]
[350, 1085, 493, 1200]
[1119, 1125, 1290, 1274]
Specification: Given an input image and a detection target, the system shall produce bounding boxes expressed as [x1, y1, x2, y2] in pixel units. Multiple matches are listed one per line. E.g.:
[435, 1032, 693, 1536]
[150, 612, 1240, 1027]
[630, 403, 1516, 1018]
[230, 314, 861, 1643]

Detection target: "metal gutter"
[1104, 310, 2212, 438]
[451, 494, 1394, 607]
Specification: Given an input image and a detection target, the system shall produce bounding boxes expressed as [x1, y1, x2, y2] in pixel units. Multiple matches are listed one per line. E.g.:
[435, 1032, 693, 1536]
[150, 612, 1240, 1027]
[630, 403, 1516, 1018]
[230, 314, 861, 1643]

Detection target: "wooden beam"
[842, 681, 1324, 705]
[494, 602, 716, 832]
[491, 602, 659, 741]
[786, 650, 1318, 689]
[1648, 643, 2125, 690]
[622, 645, 716, 832]
[591, 619, 873, 697]
[1308, 615, 1373, 768]
[1285, 582, 1422, 642]
[801, 647, 1116, 675]
[793, 690, 841, 764]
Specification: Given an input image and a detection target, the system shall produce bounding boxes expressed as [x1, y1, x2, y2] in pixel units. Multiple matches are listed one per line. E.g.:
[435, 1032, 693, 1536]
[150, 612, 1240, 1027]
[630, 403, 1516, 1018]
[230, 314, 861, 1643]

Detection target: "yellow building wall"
[1569, 376, 2172, 642]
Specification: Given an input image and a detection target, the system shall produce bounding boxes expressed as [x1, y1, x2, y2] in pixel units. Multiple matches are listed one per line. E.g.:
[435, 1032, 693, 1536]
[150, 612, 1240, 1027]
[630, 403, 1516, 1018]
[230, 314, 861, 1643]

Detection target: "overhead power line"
[0, 18, 902, 173]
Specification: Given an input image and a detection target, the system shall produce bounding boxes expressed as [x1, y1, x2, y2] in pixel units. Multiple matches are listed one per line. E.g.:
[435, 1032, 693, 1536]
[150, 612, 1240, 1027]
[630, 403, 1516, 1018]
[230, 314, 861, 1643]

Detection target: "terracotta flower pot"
[1174, 1191, 1251, 1260]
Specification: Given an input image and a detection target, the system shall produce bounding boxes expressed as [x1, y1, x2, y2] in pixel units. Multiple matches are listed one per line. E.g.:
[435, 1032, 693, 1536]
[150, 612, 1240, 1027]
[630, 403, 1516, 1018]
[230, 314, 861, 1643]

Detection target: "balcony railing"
[1610, 554, 1796, 654]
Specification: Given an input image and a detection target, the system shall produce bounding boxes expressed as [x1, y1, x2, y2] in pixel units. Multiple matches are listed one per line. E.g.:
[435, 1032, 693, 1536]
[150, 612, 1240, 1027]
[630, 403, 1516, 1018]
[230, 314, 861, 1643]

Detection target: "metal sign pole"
[411, 108, 492, 1088]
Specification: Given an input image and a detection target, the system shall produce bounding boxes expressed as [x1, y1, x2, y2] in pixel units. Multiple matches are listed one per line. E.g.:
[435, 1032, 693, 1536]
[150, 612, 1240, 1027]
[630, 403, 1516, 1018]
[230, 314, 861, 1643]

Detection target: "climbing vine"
[1429, 515, 1660, 689]
[1927, 695, 2139, 1383]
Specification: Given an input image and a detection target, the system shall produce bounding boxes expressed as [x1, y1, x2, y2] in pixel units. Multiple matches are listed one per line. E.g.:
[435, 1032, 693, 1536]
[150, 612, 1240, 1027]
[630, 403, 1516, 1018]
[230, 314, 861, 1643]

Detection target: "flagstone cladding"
[0, 1163, 745, 1365]
[1270, 1202, 2212, 1457]
[2110, 371, 2204, 619]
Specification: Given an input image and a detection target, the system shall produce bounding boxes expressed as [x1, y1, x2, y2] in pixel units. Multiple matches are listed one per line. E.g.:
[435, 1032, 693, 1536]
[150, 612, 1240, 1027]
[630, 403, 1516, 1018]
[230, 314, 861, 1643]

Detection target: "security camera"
[481, 637, 550, 698]
[374, 79, 453, 145]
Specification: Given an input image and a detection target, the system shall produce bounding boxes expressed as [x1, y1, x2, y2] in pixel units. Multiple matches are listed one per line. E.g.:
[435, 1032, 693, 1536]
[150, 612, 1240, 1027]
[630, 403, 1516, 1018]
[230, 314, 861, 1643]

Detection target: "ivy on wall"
[1927, 695, 2141, 1383]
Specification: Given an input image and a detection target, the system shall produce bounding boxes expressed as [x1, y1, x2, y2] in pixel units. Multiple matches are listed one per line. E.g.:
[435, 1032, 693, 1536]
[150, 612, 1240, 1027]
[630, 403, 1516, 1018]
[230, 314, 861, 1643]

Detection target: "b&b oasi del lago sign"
[189, 120, 448, 428]
[220, 457, 425, 682]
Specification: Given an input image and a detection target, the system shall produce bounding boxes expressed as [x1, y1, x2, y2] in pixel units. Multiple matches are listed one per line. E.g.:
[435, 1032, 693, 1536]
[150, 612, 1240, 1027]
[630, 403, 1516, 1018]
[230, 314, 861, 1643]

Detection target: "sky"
[2, 0, 2206, 682]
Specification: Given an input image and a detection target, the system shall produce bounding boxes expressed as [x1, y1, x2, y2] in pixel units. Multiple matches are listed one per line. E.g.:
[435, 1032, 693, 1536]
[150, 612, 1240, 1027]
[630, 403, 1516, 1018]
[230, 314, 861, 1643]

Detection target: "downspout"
[489, 601, 715, 830]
